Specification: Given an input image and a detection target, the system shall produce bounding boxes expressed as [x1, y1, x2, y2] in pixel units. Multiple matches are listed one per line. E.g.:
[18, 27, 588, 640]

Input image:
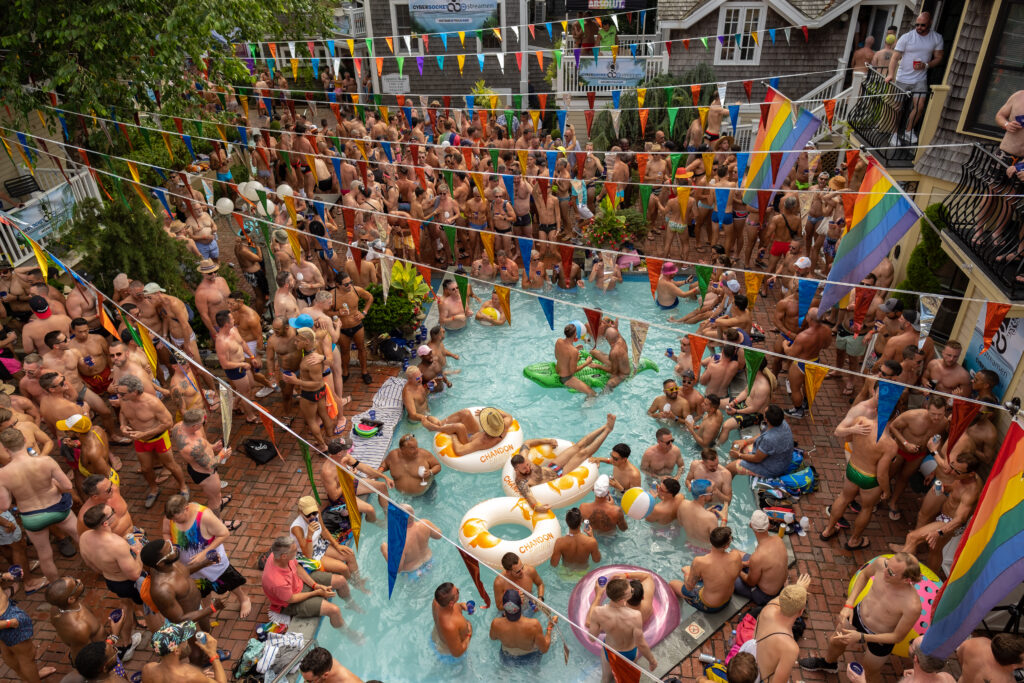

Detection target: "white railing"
[332, 4, 366, 38]
[558, 33, 667, 95]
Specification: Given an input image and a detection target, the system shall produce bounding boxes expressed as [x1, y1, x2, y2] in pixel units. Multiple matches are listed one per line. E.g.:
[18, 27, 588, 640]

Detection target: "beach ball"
[621, 487, 654, 520]
[480, 307, 500, 322]
[846, 553, 942, 657]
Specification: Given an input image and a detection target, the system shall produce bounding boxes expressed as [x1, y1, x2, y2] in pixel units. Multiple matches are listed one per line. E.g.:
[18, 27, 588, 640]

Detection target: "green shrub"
[894, 203, 949, 310]
[363, 283, 416, 337]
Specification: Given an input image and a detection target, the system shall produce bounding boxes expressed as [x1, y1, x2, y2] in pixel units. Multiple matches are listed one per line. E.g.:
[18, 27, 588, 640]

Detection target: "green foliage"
[390, 261, 431, 302]
[363, 283, 416, 337]
[894, 203, 950, 310]
[588, 64, 718, 146]
[585, 203, 649, 246]
[0, 0, 332, 118]
[471, 80, 496, 97]
[543, 38, 564, 87]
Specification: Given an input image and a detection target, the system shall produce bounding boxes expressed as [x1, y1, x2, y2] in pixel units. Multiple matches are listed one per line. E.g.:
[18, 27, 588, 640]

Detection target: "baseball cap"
[750, 509, 771, 531]
[726, 279, 741, 293]
[142, 282, 166, 295]
[903, 309, 920, 331]
[28, 295, 50, 316]
[289, 313, 314, 329]
[879, 298, 903, 313]
[298, 496, 319, 516]
[502, 589, 523, 621]
[416, 344, 432, 356]
[593, 474, 610, 498]
[795, 256, 812, 270]
[328, 435, 354, 453]
[56, 414, 92, 433]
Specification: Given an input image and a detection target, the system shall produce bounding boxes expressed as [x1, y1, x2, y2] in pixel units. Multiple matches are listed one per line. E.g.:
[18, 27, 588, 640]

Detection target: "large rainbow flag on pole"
[740, 88, 821, 208]
[819, 157, 921, 312]
[920, 420, 1024, 658]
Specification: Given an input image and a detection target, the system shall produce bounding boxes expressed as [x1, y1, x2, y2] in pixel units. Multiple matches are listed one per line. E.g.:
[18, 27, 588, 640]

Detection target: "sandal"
[220, 493, 233, 509]
[362, 373, 373, 384]
[144, 491, 160, 509]
[225, 520, 243, 532]
[844, 537, 870, 551]
[824, 506, 851, 529]
[888, 507, 902, 521]
[333, 417, 349, 435]
[819, 527, 839, 542]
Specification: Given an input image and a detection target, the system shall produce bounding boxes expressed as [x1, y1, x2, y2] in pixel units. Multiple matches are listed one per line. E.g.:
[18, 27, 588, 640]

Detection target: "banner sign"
[577, 57, 646, 88]
[965, 315, 1024, 400]
[409, 0, 500, 33]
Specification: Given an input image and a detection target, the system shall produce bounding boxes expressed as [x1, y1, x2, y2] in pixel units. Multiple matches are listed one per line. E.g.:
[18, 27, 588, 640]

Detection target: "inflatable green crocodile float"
[523, 350, 659, 391]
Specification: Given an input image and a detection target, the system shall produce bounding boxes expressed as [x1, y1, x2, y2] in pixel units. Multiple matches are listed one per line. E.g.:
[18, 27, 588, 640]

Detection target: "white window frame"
[390, 1, 424, 57]
[714, 3, 766, 66]
[476, 2, 508, 54]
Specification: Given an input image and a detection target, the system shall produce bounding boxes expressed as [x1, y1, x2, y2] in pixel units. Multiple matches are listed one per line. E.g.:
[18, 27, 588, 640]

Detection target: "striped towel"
[350, 377, 406, 469]
[256, 631, 306, 674]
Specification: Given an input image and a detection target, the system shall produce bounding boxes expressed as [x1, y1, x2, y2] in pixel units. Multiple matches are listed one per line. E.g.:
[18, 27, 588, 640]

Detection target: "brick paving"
[2, 283, 931, 681]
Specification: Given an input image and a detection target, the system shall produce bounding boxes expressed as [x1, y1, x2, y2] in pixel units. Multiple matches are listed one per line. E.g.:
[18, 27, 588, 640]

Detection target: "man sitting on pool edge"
[423, 407, 512, 456]
[511, 414, 616, 512]
[669, 526, 743, 613]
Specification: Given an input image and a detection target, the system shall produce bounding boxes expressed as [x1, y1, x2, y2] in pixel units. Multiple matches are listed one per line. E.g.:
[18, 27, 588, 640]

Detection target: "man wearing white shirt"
[886, 12, 945, 144]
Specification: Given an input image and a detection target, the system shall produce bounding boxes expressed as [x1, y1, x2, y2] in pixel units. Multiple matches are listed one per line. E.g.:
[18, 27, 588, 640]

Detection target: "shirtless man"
[116, 375, 187, 509]
[0, 428, 77, 582]
[590, 443, 640, 494]
[721, 358, 775, 440]
[920, 341, 971, 398]
[0, 406, 52, 465]
[65, 280, 102, 333]
[489, 589, 556, 662]
[534, 181, 560, 260]
[213, 310, 260, 423]
[166, 357, 206, 421]
[169, 410, 233, 519]
[850, 36, 876, 73]
[42, 330, 119, 436]
[70, 318, 113, 397]
[554, 322, 596, 397]
[234, 229, 268, 317]
[641, 428, 686, 479]
[331, 274, 374, 384]
[871, 33, 898, 77]
[511, 173, 534, 240]
[683, 394, 725, 449]
[822, 389, 893, 550]
[588, 327, 629, 391]
[225, 293, 274, 397]
[432, 582, 472, 658]
[401, 366, 431, 423]
[890, 450, 981, 570]
[273, 271, 301, 322]
[799, 553, 925, 683]
[765, 197, 802, 277]
[109, 341, 157, 397]
[193, 260, 231, 340]
[699, 347, 741, 397]
[266, 317, 302, 412]
[579, 476, 629, 534]
[587, 577, 657, 680]
[379, 434, 441, 495]
[298, 646, 365, 683]
[646, 478, 683, 525]
[142, 621, 228, 683]
[56, 413, 117, 493]
[549, 507, 600, 570]
[770, 290, 800, 376]
[884, 396, 948, 520]
[285, 328, 332, 449]
[685, 448, 734, 514]
[670, 526, 742, 613]
[956, 633, 1024, 683]
[380, 504, 441, 575]
[647, 379, 690, 425]
[437, 279, 472, 330]
[47, 576, 136, 664]
[735, 510, 789, 605]
[290, 255, 327, 308]
[783, 308, 833, 418]
[76, 475, 133, 540]
[22, 295, 72, 355]
[140, 539, 224, 633]
[747, 576, 810, 683]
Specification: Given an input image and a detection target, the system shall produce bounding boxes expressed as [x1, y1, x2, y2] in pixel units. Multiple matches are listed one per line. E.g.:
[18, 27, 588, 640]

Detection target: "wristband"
[210, 656, 218, 664]
[209, 604, 217, 614]
[843, 604, 854, 609]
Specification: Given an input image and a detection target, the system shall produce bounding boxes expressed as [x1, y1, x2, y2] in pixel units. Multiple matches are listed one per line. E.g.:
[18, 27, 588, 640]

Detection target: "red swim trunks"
[80, 366, 112, 395]
[133, 431, 171, 454]
[770, 240, 790, 257]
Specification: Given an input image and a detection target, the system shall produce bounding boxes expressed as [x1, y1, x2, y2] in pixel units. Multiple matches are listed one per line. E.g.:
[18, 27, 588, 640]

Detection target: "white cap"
[795, 256, 812, 270]
[750, 509, 771, 531]
[726, 279, 740, 293]
[593, 474, 610, 498]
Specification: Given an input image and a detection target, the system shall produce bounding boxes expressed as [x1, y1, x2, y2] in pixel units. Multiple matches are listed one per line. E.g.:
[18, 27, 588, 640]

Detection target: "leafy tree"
[0, 0, 333, 119]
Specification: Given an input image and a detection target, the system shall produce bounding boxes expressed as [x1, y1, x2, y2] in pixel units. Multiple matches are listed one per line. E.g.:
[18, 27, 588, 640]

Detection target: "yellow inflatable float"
[459, 496, 561, 568]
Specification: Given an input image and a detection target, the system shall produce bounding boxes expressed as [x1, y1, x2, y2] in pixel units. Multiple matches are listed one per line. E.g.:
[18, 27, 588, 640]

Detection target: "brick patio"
[2, 284, 930, 681]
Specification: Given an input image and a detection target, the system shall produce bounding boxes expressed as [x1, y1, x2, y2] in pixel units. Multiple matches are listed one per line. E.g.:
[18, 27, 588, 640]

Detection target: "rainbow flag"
[819, 159, 921, 312]
[740, 89, 820, 208]
[920, 421, 1024, 658]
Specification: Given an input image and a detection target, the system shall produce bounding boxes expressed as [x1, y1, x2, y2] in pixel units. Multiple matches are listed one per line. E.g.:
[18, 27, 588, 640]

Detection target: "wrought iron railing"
[942, 143, 1024, 300]
[847, 66, 929, 167]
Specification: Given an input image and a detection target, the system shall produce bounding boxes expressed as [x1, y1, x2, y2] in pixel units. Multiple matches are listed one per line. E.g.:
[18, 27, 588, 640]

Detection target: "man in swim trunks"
[380, 503, 441, 578]
[550, 507, 601, 571]
[685, 448, 734, 516]
[48, 575, 139, 664]
[579, 476, 629, 534]
[433, 582, 472, 658]
[69, 317, 112, 395]
[655, 262, 688, 310]
[821, 388, 892, 551]
[76, 474, 133, 538]
[331, 275, 374, 385]
[214, 309, 260, 424]
[735, 510, 789, 606]
[42, 330, 120, 437]
[402, 366, 431, 424]
[226, 293, 275, 398]
[424, 406, 512, 457]
[266, 316, 302, 413]
[553, 322, 597, 397]
[283, 327, 333, 449]
[592, 443, 642, 493]
[56, 413, 117, 493]
[587, 577, 657, 680]
[783, 308, 834, 419]
[883, 395, 948, 520]
[116, 374, 187, 510]
[670, 526, 742, 613]
[799, 553, 923, 681]
[194, 259, 231, 341]
[588, 326, 630, 391]
[489, 589, 556, 663]
[765, 196, 802, 276]
[641, 428, 686, 479]
[0, 427, 78, 583]
[380, 434, 441, 496]
[169, 409, 234, 519]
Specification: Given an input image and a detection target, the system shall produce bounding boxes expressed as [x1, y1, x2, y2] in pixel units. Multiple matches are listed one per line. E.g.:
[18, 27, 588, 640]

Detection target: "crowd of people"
[0, 20, 1020, 681]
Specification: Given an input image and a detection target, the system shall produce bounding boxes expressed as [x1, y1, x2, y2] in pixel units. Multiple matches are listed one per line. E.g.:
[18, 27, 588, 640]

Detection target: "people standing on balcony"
[885, 12, 945, 144]
[871, 32, 898, 77]
[967, 91, 1024, 260]
[850, 36, 876, 74]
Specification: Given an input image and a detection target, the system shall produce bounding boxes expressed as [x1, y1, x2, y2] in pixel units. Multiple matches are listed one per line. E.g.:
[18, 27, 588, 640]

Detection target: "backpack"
[243, 438, 277, 465]
[777, 465, 818, 496]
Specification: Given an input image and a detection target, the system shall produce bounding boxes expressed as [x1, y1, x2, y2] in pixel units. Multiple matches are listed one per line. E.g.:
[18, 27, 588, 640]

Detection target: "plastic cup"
[206, 549, 219, 563]
[850, 662, 864, 675]
[110, 608, 123, 623]
[466, 600, 475, 615]
[8, 565, 22, 580]
[597, 576, 608, 587]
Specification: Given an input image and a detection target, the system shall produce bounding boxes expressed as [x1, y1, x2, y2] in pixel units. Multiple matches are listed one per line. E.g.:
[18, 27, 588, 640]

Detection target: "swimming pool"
[315, 277, 759, 681]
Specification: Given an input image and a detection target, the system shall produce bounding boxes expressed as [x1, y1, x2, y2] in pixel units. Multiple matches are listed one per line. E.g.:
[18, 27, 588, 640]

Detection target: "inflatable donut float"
[433, 407, 524, 473]
[846, 554, 942, 657]
[500, 438, 600, 509]
[568, 564, 680, 655]
[459, 496, 561, 568]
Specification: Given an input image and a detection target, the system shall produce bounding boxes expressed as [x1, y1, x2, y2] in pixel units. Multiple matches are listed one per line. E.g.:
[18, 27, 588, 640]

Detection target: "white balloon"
[215, 197, 234, 215]
[276, 184, 294, 198]
[240, 182, 263, 202]
[256, 200, 276, 217]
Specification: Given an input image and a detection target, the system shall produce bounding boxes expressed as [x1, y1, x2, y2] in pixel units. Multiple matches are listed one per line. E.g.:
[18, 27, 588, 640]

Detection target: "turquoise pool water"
[315, 278, 758, 681]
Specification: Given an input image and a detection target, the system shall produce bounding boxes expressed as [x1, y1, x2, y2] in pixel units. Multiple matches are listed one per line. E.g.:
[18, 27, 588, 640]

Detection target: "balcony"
[331, 3, 366, 39]
[941, 144, 1024, 300]
[557, 34, 667, 96]
[847, 66, 929, 169]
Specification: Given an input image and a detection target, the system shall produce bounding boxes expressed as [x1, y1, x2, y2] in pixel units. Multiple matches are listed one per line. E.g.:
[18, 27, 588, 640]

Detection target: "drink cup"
[466, 600, 476, 615]
[110, 608, 123, 623]
[8, 565, 22, 580]
[597, 576, 608, 587]
[850, 662, 864, 675]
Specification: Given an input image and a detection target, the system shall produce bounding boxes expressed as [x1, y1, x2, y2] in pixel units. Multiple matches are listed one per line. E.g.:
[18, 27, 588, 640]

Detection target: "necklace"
[55, 604, 82, 615]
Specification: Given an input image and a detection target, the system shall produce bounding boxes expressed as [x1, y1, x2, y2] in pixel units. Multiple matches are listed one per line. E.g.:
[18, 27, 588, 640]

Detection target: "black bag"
[378, 338, 411, 362]
[243, 438, 277, 465]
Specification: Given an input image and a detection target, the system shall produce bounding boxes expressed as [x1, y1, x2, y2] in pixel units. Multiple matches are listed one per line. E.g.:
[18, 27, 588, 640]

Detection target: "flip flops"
[144, 491, 160, 509]
[845, 537, 870, 551]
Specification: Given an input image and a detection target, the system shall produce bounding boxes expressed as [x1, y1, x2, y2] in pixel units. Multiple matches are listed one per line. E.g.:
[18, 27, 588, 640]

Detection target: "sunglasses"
[884, 560, 896, 577]
[661, 438, 675, 445]
[915, 22, 928, 26]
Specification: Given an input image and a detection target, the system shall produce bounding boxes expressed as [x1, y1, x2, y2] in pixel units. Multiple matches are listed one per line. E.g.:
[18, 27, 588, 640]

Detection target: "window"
[391, 2, 424, 56]
[963, 0, 1024, 136]
[715, 5, 765, 65]
[478, 3, 506, 52]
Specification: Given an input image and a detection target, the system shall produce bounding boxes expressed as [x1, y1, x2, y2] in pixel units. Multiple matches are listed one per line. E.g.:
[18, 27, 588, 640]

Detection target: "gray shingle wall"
[666, 9, 847, 100]
[914, 0, 991, 183]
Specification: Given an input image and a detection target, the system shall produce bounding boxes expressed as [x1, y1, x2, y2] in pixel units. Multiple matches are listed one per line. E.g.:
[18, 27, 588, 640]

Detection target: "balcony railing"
[332, 3, 366, 38]
[941, 144, 1024, 300]
[847, 66, 929, 168]
[558, 34, 667, 95]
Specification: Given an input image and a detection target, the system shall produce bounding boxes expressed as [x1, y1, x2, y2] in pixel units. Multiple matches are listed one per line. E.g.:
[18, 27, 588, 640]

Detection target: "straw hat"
[478, 408, 505, 437]
[197, 259, 218, 274]
[828, 176, 847, 191]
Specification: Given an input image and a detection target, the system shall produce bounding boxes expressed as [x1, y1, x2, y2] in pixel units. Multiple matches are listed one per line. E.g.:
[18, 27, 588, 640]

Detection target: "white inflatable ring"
[459, 496, 562, 568]
[500, 438, 600, 508]
[433, 408, 524, 473]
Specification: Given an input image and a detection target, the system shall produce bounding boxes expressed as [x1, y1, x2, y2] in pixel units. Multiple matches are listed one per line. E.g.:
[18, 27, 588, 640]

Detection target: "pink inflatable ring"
[568, 564, 680, 655]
